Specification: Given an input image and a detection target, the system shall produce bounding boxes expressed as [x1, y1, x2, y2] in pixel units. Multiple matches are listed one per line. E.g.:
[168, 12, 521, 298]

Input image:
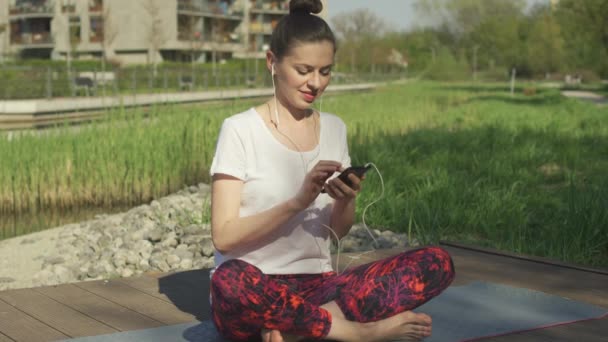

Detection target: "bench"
[179, 75, 194, 91]
[73, 76, 96, 96]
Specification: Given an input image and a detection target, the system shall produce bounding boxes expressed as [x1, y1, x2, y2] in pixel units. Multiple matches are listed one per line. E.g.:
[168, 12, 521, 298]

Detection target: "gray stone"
[44, 256, 65, 265]
[181, 234, 206, 245]
[121, 268, 135, 278]
[167, 254, 181, 267]
[201, 238, 215, 257]
[147, 228, 163, 242]
[180, 259, 193, 270]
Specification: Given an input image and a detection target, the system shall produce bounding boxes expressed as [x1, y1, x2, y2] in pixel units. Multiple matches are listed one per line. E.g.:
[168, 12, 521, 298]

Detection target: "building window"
[90, 16, 103, 42]
[69, 16, 81, 43]
[89, 0, 103, 12]
[62, 0, 77, 13]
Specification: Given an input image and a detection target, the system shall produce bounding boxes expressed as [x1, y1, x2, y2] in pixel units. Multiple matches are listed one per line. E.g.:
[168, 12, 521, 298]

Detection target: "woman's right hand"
[291, 160, 341, 211]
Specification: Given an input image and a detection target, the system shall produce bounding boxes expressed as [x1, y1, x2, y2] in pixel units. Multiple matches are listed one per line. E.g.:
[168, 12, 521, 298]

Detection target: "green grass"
[324, 82, 607, 268]
[1, 81, 607, 268]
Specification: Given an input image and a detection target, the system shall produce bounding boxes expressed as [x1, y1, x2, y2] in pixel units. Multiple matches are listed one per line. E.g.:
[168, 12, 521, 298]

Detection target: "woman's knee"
[425, 246, 455, 283]
[211, 259, 264, 302]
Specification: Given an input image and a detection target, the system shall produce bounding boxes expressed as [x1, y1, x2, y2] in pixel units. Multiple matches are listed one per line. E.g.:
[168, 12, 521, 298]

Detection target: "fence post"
[132, 69, 137, 95]
[69, 68, 75, 97]
[510, 68, 517, 96]
[148, 67, 153, 92]
[46, 67, 52, 99]
[163, 69, 168, 92]
[192, 69, 196, 91]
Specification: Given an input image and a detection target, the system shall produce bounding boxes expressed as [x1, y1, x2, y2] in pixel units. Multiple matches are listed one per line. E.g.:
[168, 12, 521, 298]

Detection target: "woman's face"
[270, 40, 335, 113]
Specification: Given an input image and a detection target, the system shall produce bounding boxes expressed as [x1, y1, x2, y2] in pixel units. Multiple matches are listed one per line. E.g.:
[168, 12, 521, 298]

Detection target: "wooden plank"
[35, 284, 164, 332]
[0, 298, 68, 342]
[442, 241, 608, 275]
[0, 332, 15, 342]
[480, 316, 608, 342]
[0, 288, 116, 338]
[121, 271, 212, 321]
[75, 279, 196, 325]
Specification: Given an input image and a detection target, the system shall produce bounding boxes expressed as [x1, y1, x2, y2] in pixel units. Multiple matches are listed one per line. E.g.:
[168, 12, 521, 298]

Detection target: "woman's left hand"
[324, 169, 365, 201]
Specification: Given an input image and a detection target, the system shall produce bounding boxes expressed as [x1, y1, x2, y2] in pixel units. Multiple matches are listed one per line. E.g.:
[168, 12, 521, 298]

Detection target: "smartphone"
[322, 163, 371, 193]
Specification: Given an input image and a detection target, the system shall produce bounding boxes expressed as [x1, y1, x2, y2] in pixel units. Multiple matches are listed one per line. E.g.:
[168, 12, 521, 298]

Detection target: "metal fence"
[0, 65, 408, 100]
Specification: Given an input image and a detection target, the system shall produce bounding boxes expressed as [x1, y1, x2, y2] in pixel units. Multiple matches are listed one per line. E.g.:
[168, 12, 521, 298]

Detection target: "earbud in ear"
[271, 63, 276, 76]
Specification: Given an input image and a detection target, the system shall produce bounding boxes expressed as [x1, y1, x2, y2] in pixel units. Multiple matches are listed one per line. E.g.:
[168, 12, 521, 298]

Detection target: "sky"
[327, 0, 424, 32]
[327, 0, 549, 32]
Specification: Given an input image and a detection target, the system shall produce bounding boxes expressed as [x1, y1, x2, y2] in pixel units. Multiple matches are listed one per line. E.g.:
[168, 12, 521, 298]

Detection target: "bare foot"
[261, 329, 303, 342]
[367, 311, 432, 341]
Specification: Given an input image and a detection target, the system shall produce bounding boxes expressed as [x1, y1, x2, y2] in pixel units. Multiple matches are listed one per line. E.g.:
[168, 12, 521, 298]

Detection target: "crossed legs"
[211, 246, 455, 341]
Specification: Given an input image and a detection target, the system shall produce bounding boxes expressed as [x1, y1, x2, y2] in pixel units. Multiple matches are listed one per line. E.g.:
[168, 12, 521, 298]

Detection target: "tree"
[177, 14, 203, 65]
[210, 18, 230, 77]
[555, 0, 608, 77]
[526, 7, 564, 76]
[142, 0, 167, 77]
[414, 0, 527, 76]
[332, 9, 387, 72]
[100, 2, 119, 95]
[332, 8, 387, 40]
[414, 0, 525, 37]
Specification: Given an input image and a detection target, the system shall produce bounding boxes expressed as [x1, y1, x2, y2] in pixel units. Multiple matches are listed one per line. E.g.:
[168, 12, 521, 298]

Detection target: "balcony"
[249, 22, 273, 35]
[10, 31, 53, 46]
[250, 0, 289, 14]
[89, 0, 103, 13]
[62, 4, 76, 14]
[9, 1, 54, 18]
[177, 0, 243, 20]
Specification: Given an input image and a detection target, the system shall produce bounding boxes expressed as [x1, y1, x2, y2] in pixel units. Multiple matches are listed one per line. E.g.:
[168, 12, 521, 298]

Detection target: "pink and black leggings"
[210, 246, 455, 341]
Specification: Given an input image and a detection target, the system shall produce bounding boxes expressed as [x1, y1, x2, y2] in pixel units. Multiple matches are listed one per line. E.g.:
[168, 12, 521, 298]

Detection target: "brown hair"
[269, 0, 337, 61]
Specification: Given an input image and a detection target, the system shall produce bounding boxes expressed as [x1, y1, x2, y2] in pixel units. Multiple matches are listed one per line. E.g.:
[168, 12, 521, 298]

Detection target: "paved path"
[561, 90, 608, 106]
[0, 83, 383, 130]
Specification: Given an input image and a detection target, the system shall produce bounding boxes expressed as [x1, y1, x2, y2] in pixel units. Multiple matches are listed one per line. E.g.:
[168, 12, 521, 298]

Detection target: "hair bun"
[290, 0, 323, 15]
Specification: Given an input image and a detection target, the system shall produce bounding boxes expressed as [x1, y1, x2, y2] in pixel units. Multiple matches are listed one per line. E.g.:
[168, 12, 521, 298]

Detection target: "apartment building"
[0, 0, 328, 64]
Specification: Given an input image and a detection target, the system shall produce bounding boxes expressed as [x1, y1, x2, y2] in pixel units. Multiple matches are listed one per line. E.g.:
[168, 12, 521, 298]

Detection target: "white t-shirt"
[209, 108, 351, 274]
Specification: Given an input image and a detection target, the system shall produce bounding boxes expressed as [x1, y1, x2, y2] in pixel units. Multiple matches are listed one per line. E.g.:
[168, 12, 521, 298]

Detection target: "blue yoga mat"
[64, 281, 607, 342]
[414, 281, 607, 341]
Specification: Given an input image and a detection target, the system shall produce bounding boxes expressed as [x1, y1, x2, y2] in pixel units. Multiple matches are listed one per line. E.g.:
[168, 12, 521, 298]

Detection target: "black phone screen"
[337, 165, 371, 187]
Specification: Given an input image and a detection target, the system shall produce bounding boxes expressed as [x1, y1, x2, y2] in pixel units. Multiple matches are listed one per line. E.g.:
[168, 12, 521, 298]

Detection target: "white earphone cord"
[321, 162, 384, 274]
[271, 67, 384, 275]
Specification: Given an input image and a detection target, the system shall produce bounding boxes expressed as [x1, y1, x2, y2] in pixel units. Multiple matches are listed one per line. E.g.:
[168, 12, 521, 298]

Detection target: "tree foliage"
[331, 0, 608, 79]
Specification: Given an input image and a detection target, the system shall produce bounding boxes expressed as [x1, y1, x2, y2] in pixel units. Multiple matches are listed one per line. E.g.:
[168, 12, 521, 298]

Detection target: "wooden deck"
[0, 243, 606, 341]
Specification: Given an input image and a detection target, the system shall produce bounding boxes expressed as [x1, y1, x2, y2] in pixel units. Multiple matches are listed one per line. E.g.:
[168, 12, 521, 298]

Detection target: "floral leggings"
[210, 246, 455, 341]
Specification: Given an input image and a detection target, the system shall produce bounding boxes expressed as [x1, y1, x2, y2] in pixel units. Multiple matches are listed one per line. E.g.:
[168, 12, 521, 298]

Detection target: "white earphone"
[271, 62, 280, 127]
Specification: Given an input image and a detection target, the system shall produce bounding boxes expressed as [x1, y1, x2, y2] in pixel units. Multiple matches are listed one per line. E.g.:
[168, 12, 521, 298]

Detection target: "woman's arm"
[211, 174, 302, 254]
[211, 161, 341, 254]
[329, 197, 357, 239]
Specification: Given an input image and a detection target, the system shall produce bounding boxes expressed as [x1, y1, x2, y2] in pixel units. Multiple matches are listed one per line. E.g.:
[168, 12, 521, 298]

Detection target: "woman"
[209, 1, 455, 341]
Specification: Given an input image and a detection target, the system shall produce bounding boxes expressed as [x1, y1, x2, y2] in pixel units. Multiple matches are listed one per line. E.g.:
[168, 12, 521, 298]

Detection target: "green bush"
[424, 48, 471, 81]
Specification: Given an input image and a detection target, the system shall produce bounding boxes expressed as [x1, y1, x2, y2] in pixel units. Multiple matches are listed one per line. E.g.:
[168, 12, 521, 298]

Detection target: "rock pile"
[31, 184, 411, 287]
